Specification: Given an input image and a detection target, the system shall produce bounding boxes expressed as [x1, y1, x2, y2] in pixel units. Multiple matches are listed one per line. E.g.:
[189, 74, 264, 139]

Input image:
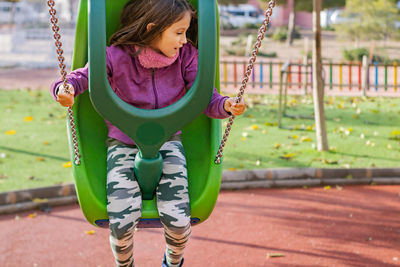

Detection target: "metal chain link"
[47, 0, 81, 165]
[214, 0, 276, 164]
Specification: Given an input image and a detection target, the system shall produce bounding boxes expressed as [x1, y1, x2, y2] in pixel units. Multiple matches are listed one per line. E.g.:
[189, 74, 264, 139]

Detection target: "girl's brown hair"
[110, 0, 197, 48]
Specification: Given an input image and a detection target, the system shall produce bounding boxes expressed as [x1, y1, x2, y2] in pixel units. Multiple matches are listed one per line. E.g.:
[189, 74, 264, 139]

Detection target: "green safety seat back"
[68, 0, 222, 228]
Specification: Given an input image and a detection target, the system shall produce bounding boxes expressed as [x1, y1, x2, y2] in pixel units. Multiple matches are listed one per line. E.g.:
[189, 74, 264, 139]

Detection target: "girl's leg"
[156, 141, 192, 266]
[107, 145, 142, 267]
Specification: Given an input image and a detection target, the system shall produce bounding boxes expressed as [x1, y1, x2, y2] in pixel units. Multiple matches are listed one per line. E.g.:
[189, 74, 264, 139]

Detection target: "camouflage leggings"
[106, 141, 191, 267]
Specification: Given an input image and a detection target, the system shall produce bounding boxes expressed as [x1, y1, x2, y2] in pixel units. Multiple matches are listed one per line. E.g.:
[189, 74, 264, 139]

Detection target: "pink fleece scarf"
[136, 46, 179, 69]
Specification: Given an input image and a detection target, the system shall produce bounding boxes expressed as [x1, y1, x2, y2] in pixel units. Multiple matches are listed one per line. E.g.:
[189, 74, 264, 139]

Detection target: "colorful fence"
[220, 58, 399, 95]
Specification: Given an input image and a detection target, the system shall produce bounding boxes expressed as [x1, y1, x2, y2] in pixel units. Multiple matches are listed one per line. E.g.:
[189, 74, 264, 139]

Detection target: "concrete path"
[0, 185, 399, 267]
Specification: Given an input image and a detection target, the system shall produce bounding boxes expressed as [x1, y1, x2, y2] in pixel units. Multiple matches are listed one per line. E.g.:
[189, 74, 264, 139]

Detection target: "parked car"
[0, 2, 40, 25]
[219, 4, 265, 28]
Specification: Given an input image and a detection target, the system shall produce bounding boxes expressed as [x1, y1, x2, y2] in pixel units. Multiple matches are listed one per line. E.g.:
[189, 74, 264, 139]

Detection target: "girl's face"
[149, 12, 191, 58]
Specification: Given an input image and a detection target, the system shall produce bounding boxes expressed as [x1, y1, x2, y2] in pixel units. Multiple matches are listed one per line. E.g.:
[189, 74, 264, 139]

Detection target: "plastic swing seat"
[68, 0, 223, 228]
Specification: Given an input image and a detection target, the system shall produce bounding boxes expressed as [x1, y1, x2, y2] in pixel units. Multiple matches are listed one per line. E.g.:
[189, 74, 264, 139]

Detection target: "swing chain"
[214, 0, 276, 164]
[47, 0, 81, 165]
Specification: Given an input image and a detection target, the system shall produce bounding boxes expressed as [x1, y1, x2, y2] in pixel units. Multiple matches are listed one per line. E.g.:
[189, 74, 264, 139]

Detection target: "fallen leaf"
[58, 114, 67, 119]
[324, 185, 331, 190]
[266, 253, 285, 259]
[250, 125, 259, 130]
[84, 230, 95, 235]
[274, 143, 281, 149]
[63, 161, 72, 168]
[300, 136, 312, 142]
[365, 140, 375, 147]
[36, 157, 45, 162]
[228, 167, 236, 171]
[280, 153, 295, 160]
[4, 130, 16, 135]
[24, 116, 33, 122]
[390, 129, 400, 136]
[323, 159, 338, 165]
[43, 141, 50, 145]
[28, 213, 37, 219]
[33, 198, 48, 203]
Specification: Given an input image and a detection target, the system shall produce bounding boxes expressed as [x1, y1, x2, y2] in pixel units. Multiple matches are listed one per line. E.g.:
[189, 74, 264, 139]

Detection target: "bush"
[243, 23, 262, 30]
[271, 26, 301, 42]
[342, 48, 369, 62]
[258, 51, 277, 58]
[224, 47, 246, 56]
[322, 25, 335, 31]
[341, 48, 395, 63]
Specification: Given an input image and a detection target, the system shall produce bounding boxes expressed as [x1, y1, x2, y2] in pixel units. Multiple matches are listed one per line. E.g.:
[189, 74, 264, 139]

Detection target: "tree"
[261, 0, 345, 45]
[335, 0, 400, 43]
[312, 0, 328, 151]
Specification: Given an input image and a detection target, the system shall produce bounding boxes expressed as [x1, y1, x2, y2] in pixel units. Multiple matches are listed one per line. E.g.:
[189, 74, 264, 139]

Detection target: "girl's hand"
[57, 83, 75, 107]
[224, 97, 246, 116]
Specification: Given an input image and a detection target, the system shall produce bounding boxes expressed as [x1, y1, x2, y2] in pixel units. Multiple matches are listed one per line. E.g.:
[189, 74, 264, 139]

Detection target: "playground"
[1, 186, 399, 267]
[1, 0, 400, 266]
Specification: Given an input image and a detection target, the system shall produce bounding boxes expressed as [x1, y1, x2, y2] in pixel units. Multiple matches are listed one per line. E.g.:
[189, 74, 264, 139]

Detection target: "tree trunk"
[69, 0, 75, 26]
[286, 0, 295, 47]
[312, 0, 329, 151]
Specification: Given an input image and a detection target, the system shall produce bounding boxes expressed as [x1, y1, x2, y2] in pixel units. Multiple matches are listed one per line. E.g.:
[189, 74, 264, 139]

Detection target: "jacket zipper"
[151, 68, 159, 109]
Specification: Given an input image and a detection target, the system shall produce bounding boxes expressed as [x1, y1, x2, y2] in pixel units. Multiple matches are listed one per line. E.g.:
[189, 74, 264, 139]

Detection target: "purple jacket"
[50, 43, 230, 145]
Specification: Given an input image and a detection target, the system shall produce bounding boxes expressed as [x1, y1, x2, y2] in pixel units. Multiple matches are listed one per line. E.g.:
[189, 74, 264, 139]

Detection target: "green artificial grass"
[1, 89, 400, 192]
[222, 94, 400, 170]
[0, 90, 73, 192]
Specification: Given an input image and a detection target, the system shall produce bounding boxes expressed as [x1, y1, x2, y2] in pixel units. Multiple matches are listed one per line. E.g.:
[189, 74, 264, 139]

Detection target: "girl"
[50, 0, 246, 266]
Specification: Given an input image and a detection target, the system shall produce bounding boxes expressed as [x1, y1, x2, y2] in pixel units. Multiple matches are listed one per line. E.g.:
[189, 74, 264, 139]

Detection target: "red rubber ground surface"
[0, 185, 399, 267]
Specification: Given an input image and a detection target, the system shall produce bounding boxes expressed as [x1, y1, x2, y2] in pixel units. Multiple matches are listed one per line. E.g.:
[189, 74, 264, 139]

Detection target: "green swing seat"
[68, 0, 223, 228]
